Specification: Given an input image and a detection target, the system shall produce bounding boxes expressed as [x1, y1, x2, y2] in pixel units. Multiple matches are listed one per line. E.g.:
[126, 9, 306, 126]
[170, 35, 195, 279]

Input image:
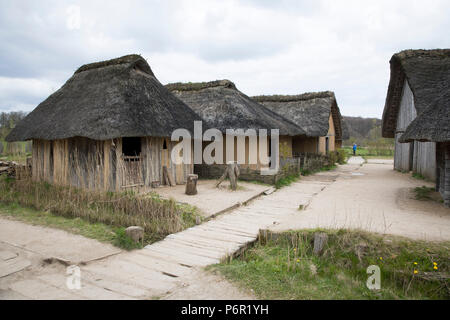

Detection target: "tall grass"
[214, 229, 449, 299]
[0, 174, 199, 244]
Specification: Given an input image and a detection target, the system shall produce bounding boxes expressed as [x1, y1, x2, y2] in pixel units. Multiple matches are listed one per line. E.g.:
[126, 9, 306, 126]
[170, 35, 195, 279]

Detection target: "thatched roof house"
[381, 49, 450, 182]
[253, 91, 344, 153]
[166, 80, 305, 136]
[7, 54, 203, 190]
[389, 49, 450, 207]
[166, 80, 306, 169]
[7, 54, 200, 141]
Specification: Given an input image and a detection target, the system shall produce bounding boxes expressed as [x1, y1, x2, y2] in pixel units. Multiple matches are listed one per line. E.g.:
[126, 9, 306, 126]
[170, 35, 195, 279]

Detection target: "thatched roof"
[166, 80, 306, 136]
[253, 91, 344, 140]
[6, 54, 202, 142]
[382, 49, 450, 138]
[399, 91, 450, 142]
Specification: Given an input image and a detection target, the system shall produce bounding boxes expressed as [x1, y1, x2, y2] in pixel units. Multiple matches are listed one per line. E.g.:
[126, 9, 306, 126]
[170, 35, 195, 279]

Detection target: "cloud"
[0, 0, 449, 117]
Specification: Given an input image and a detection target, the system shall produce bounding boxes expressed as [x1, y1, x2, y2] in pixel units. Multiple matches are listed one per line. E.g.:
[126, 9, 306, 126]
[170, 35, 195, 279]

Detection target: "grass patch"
[212, 229, 450, 300]
[412, 173, 426, 181]
[275, 173, 300, 189]
[342, 146, 394, 158]
[0, 153, 31, 164]
[0, 175, 201, 246]
[0, 202, 135, 248]
[414, 186, 436, 201]
[301, 164, 336, 177]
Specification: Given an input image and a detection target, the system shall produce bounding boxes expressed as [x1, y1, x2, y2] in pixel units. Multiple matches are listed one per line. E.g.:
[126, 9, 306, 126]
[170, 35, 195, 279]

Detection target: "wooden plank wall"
[443, 142, 450, 208]
[394, 80, 417, 172]
[413, 141, 436, 181]
[31, 136, 193, 191]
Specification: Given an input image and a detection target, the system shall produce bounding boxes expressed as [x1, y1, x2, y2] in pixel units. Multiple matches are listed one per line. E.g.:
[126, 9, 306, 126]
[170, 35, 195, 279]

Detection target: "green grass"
[275, 173, 300, 189]
[414, 186, 436, 201]
[342, 146, 394, 159]
[0, 153, 31, 164]
[0, 202, 142, 249]
[212, 229, 450, 300]
[300, 164, 336, 177]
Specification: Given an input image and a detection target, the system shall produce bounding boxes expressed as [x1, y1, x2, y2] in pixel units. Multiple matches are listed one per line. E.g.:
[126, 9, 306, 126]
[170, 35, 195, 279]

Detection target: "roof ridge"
[74, 54, 153, 75]
[393, 49, 450, 61]
[253, 91, 335, 103]
[166, 80, 237, 92]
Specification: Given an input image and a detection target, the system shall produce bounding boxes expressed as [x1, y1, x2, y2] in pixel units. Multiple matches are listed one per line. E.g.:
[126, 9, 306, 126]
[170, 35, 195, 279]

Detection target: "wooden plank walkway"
[1, 173, 337, 300]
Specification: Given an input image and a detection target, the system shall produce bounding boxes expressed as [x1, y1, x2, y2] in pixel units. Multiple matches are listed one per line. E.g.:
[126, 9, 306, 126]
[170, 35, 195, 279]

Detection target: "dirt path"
[271, 157, 450, 241]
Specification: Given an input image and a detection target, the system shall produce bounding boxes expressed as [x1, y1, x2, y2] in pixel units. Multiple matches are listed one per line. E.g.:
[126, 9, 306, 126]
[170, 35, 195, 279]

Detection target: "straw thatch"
[166, 80, 305, 136]
[382, 49, 450, 138]
[253, 91, 343, 140]
[6, 54, 202, 142]
[399, 91, 450, 143]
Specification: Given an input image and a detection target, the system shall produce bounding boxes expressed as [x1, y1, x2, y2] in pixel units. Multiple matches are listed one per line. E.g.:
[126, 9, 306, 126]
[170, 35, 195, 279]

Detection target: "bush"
[335, 149, 347, 164]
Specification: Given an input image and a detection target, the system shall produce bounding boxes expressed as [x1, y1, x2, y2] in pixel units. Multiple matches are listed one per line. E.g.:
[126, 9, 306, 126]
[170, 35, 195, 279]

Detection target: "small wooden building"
[6, 55, 202, 191]
[253, 92, 345, 154]
[382, 50, 450, 181]
[166, 80, 306, 170]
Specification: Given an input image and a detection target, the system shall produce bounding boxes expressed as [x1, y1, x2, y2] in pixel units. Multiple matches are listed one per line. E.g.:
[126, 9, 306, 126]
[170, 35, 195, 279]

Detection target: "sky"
[0, 0, 449, 118]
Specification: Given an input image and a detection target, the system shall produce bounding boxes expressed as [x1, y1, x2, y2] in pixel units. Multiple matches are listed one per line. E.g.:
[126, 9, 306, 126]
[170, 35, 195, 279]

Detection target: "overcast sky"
[1, 0, 449, 118]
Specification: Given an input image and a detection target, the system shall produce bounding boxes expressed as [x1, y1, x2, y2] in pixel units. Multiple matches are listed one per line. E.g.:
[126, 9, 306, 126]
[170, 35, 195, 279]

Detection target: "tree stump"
[215, 162, 240, 190]
[185, 174, 198, 195]
[313, 232, 328, 256]
[125, 226, 144, 244]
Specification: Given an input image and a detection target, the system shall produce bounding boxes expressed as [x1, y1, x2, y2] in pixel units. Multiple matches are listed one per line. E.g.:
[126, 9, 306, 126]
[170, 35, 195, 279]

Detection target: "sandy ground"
[271, 158, 450, 241]
[0, 217, 255, 300]
[152, 180, 269, 218]
[161, 269, 254, 300]
[0, 219, 121, 264]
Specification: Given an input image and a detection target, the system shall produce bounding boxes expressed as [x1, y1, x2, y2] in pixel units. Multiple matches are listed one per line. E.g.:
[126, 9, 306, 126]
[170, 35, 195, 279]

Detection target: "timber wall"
[394, 79, 436, 181]
[32, 137, 193, 192]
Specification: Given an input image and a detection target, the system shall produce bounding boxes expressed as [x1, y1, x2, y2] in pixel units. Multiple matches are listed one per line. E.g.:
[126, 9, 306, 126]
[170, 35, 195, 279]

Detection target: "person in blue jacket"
[353, 143, 357, 156]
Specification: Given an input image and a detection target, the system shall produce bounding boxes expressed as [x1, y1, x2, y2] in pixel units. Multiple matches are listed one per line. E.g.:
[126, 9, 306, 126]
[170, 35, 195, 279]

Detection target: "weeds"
[113, 227, 143, 250]
[412, 173, 426, 181]
[0, 175, 200, 246]
[212, 229, 449, 299]
[414, 186, 435, 201]
[275, 173, 300, 189]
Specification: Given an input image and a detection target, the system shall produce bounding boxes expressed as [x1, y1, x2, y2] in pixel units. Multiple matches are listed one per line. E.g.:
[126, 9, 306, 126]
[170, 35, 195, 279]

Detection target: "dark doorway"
[325, 137, 329, 154]
[122, 137, 142, 157]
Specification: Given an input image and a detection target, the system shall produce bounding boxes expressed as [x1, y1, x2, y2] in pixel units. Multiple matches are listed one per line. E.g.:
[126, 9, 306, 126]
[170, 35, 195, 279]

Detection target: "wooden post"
[185, 174, 198, 195]
[313, 232, 328, 256]
[163, 165, 175, 186]
[216, 162, 240, 190]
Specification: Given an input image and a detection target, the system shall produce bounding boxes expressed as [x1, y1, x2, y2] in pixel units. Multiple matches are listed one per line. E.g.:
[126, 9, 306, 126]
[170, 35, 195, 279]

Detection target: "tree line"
[0, 111, 30, 157]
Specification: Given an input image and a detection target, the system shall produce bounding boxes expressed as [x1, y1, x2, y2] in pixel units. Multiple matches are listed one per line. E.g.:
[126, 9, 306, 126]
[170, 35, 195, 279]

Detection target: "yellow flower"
[413, 262, 418, 265]
[293, 248, 296, 252]
[296, 259, 300, 263]
[434, 266, 438, 270]
[414, 270, 418, 274]
[433, 262, 437, 266]
[379, 257, 383, 260]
